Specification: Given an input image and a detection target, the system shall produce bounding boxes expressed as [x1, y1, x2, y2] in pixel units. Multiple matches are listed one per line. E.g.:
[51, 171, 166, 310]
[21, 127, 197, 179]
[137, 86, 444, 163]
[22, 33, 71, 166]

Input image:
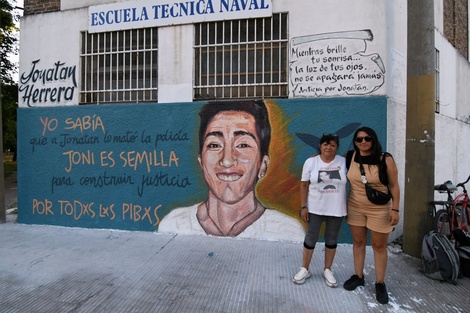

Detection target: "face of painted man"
[198, 111, 269, 204]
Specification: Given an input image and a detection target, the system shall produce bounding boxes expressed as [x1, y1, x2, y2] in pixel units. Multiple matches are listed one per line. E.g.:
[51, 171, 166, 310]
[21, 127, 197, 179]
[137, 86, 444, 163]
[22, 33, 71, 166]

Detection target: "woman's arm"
[385, 155, 400, 225]
[299, 181, 310, 222]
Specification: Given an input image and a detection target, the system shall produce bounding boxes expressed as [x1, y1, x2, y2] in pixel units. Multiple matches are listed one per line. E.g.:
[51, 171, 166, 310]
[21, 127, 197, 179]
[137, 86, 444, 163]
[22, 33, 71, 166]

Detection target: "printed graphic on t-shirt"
[317, 169, 341, 190]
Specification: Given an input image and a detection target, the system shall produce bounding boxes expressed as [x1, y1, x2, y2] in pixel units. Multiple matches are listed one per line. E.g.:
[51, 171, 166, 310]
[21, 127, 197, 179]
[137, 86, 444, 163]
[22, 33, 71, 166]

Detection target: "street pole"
[403, 1, 435, 257]
[0, 83, 6, 223]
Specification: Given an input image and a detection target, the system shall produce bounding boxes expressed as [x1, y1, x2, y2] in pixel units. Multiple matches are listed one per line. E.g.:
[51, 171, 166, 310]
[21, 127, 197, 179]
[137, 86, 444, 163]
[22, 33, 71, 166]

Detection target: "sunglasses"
[323, 133, 338, 138]
[355, 136, 373, 143]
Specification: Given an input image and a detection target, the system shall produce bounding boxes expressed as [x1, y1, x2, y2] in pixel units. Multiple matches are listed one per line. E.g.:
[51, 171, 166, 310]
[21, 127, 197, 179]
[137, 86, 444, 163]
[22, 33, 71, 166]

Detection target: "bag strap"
[346, 150, 354, 170]
[356, 152, 368, 185]
[358, 152, 391, 194]
[359, 163, 368, 184]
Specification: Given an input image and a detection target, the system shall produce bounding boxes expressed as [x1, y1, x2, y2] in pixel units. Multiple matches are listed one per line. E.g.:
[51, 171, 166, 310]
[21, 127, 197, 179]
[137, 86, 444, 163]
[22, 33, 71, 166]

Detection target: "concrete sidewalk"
[2, 171, 470, 312]
[1, 221, 469, 313]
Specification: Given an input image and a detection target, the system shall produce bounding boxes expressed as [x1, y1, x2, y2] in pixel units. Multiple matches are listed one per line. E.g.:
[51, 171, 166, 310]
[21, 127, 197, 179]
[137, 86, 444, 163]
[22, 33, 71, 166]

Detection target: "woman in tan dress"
[343, 127, 400, 305]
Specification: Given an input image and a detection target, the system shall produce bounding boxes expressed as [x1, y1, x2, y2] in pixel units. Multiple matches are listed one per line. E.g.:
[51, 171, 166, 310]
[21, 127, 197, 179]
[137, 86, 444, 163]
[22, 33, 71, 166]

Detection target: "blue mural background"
[281, 97, 386, 168]
[18, 96, 386, 242]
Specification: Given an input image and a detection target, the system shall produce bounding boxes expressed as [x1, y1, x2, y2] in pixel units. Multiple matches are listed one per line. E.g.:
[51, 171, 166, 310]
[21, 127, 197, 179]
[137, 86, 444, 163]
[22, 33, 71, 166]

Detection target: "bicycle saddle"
[434, 180, 457, 191]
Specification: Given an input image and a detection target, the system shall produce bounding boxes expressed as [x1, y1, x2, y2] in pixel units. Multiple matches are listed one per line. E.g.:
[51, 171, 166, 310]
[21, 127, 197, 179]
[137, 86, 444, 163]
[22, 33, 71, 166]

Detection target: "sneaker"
[343, 274, 365, 291]
[293, 267, 311, 285]
[323, 268, 338, 288]
[375, 282, 389, 304]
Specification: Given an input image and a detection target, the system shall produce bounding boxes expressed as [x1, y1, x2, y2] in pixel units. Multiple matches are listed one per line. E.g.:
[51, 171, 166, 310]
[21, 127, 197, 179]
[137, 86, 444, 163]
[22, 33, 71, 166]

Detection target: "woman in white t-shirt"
[293, 133, 347, 287]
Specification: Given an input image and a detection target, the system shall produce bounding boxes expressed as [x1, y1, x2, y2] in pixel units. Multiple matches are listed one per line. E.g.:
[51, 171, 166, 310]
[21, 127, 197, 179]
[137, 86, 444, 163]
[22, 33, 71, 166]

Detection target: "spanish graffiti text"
[26, 113, 192, 227]
[19, 59, 77, 107]
[290, 30, 385, 98]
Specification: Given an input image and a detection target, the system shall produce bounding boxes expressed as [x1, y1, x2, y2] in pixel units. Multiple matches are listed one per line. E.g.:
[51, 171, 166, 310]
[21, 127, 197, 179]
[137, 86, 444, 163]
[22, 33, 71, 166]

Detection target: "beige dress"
[346, 152, 393, 233]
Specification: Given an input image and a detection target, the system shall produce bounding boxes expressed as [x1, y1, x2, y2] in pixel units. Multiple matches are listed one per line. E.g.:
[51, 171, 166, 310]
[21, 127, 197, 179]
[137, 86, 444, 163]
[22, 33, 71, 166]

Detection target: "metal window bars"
[80, 28, 158, 104]
[194, 13, 289, 100]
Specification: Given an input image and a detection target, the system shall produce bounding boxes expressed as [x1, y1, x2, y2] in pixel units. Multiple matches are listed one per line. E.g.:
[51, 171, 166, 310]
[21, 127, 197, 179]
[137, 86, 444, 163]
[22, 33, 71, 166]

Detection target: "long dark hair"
[352, 126, 383, 164]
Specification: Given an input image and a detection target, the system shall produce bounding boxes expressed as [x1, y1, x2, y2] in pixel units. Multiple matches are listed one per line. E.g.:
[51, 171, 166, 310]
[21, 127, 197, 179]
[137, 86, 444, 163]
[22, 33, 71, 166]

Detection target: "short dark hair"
[319, 134, 339, 147]
[198, 100, 271, 156]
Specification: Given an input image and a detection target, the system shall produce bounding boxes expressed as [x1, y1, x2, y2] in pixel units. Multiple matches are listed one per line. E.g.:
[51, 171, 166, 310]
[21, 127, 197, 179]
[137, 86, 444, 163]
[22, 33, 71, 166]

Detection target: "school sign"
[89, 0, 272, 33]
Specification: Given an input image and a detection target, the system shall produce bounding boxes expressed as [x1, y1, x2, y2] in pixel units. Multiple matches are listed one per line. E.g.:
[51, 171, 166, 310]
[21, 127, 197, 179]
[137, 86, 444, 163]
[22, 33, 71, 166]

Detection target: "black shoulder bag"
[358, 156, 391, 205]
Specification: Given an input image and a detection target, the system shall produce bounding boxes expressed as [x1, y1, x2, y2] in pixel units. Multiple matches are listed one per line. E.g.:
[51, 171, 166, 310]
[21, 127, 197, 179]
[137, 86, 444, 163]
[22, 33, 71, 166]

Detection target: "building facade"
[17, 0, 470, 250]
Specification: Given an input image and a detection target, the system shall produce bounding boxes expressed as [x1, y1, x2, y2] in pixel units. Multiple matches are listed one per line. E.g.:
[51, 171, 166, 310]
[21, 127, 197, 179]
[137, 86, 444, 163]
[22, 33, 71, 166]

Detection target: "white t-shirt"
[301, 155, 347, 217]
[158, 204, 305, 242]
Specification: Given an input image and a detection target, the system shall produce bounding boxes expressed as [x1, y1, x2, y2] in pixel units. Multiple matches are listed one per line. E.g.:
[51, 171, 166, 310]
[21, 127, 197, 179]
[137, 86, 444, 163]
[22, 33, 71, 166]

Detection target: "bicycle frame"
[430, 181, 455, 216]
[431, 184, 455, 238]
[432, 175, 470, 239]
[453, 178, 470, 231]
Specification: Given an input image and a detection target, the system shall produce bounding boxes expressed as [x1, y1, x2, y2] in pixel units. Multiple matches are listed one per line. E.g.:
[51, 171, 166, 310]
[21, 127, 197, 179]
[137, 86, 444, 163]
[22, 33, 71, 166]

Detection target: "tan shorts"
[347, 205, 393, 233]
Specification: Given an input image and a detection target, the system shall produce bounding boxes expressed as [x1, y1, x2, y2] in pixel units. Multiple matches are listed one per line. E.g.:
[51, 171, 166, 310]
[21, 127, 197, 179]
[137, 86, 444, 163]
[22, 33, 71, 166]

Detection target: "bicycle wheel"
[433, 210, 452, 238]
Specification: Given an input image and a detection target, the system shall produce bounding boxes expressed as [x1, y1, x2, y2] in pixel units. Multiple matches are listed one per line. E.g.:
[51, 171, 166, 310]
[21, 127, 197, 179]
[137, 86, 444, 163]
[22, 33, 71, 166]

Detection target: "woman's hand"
[389, 210, 399, 226]
[299, 208, 309, 222]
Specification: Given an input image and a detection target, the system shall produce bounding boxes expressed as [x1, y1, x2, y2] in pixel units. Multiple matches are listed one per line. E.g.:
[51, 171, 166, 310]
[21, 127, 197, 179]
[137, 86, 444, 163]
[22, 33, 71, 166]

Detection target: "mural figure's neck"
[197, 199, 265, 236]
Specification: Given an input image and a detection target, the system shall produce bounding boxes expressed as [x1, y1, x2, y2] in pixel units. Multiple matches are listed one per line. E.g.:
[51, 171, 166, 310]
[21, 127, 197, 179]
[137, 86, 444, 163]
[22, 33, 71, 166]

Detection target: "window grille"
[435, 48, 440, 113]
[194, 13, 288, 100]
[80, 28, 158, 104]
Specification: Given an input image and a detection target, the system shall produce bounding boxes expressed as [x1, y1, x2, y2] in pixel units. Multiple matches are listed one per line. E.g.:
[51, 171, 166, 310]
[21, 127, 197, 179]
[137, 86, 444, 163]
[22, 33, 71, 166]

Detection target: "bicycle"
[431, 175, 470, 240]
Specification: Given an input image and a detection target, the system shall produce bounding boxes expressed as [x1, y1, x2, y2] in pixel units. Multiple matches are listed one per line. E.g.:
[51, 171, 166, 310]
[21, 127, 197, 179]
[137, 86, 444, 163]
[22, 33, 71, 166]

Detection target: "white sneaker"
[293, 267, 311, 285]
[323, 268, 338, 288]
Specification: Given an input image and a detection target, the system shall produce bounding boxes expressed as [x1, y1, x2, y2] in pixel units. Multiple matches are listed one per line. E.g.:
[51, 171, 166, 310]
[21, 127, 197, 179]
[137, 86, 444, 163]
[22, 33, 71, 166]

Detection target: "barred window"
[194, 13, 288, 100]
[80, 28, 158, 104]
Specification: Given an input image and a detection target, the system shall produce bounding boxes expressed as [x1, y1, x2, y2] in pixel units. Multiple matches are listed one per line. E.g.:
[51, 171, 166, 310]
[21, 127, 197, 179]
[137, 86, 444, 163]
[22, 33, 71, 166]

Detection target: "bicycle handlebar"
[456, 175, 470, 189]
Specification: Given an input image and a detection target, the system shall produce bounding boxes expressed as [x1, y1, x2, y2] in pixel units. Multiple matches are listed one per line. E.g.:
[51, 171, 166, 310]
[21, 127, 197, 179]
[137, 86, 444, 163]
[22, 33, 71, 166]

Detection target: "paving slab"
[1, 223, 469, 313]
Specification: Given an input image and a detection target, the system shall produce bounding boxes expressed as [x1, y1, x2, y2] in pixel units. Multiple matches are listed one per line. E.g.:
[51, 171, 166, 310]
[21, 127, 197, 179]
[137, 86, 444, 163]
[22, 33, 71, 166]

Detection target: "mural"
[17, 97, 387, 242]
[158, 100, 305, 241]
[290, 30, 385, 98]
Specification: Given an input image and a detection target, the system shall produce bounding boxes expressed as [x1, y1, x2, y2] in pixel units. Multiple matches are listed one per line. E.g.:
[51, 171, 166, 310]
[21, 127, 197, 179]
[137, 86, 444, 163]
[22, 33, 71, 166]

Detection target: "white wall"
[19, 9, 87, 106]
[158, 24, 194, 103]
[456, 56, 470, 122]
[19, 0, 410, 237]
[434, 29, 470, 196]
[385, 0, 407, 238]
[20, 0, 406, 107]
[433, 0, 470, 203]
[434, 0, 470, 187]
[61, 0, 118, 11]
